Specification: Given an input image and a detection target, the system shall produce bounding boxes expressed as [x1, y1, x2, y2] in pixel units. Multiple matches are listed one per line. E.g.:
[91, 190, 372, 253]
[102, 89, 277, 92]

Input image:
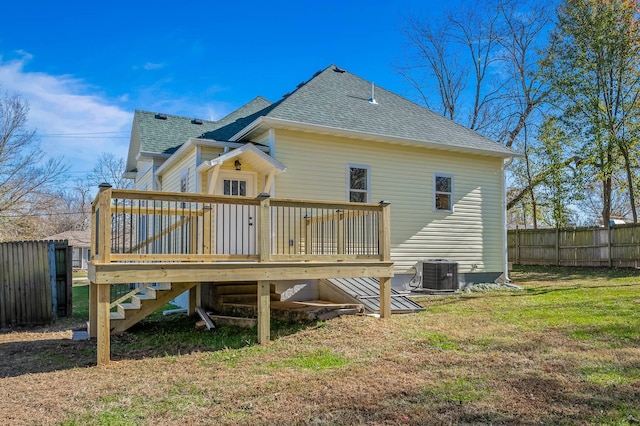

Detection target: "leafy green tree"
[543, 0, 640, 225]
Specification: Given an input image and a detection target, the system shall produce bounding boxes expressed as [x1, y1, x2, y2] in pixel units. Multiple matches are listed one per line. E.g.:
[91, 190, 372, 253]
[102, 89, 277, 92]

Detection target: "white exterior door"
[215, 171, 257, 255]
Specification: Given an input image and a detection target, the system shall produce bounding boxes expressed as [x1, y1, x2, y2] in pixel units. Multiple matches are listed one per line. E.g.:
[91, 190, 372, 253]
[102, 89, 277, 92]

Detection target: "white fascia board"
[198, 143, 286, 174]
[136, 151, 171, 162]
[153, 138, 264, 177]
[232, 116, 520, 159]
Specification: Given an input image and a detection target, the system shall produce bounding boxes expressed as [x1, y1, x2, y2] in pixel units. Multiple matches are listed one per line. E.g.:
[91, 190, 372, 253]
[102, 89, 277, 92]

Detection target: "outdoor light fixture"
[235, 160, 242, 170]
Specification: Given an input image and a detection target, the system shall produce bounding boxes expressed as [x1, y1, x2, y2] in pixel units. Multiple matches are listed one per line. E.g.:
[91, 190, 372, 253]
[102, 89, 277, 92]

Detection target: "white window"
[348, 164, 370, 203]
[434, 174, 453, 211]
[180, 170, 189, 193]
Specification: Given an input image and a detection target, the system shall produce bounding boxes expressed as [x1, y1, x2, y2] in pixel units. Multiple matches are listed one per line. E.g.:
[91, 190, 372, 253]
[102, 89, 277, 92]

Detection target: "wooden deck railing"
[91, 187, 391, 264]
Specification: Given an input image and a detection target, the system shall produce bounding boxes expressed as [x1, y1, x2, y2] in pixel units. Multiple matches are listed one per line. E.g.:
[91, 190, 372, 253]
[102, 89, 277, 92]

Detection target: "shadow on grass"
[0, 313, 312, 378]
[0, 335, 96, 378]
[110, 314, 311, 361]
[511, 264, 640, 282]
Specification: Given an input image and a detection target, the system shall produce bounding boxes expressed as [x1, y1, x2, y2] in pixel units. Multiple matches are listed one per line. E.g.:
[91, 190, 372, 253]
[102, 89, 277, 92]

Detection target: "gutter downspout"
[502, 156, 514, 283]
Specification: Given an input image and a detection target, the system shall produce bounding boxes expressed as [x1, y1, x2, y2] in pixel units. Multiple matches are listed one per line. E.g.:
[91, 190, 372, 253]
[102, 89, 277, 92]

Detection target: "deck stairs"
[109, 282, 197, 334]
[212, 282, 281, 315]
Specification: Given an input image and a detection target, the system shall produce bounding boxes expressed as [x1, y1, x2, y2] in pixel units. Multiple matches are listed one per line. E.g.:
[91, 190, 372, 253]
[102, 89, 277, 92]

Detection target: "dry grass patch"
[1, 265, 640, 425]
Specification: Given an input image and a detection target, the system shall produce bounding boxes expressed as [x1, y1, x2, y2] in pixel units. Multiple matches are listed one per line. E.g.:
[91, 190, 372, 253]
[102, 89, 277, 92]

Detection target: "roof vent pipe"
[369, 83, 378, 105]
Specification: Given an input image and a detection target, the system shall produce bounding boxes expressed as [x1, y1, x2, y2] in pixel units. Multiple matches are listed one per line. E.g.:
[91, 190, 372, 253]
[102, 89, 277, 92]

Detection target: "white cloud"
[143, 62, 165, 70]
[0, 53, 131, 176]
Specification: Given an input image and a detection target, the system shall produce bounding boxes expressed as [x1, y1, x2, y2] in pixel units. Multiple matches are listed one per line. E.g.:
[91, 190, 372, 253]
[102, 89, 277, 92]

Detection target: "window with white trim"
[180, 169, 188, 208]
[180, 170, 188, 193]
[348, 165, 369, 203]
[434, 174, 453, 211]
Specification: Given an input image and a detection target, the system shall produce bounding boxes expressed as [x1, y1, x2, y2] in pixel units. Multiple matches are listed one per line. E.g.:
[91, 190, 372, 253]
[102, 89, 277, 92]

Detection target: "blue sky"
[0, 0, 444, 178]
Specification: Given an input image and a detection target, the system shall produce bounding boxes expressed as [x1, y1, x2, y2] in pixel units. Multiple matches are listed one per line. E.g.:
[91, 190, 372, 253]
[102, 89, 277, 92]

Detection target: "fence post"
[48, 242, 58, 321]
[515, 226, 520, 264]
[556, 226, 560, 266]
[608, 225, 613, 268]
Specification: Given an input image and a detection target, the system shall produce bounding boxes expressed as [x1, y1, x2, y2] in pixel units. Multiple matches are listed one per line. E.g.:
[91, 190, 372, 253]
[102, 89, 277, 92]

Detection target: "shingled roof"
[133, 97, 272, 156]
[132, 65, 514, 158]
[248, 65, 514, 157]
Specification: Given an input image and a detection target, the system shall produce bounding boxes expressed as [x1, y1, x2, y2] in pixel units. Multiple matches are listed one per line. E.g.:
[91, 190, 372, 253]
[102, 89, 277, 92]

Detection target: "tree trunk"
[619, 143, 638, 223]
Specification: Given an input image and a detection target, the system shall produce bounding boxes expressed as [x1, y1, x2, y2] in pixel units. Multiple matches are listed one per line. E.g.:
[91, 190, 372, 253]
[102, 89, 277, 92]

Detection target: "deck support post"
[188, 283, 201, 316]
[257, 280, 271, 344]
[379, 276, 391, 319]
[96, 283, 111, 366]
[89, 281, 98, 338]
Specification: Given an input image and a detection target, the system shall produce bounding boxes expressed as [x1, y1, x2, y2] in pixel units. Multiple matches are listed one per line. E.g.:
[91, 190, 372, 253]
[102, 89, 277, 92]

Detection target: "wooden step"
[110, 312, 125, 321]
[118, 302, 141, 317]
[110, 282, 197, 334]
[220, 293, 280, 304]
[213, 283, 276, 295]
[131, 293, 155, 307]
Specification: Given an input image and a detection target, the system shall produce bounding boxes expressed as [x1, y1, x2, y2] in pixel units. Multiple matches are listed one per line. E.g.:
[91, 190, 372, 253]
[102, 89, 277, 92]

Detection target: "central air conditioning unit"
[417, 259, 458, 292]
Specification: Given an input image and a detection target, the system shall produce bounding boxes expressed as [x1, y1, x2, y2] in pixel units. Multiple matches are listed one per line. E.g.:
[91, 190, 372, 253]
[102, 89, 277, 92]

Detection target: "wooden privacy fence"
[0, 240, 72, 327]
[508, 224, 640, 267]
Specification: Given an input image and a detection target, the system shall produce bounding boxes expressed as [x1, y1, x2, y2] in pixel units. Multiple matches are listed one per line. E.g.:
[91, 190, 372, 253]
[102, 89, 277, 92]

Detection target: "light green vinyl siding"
[272, 129, 505, 274]
[135, 162, 153, 191]
[161, 152, 196, 193]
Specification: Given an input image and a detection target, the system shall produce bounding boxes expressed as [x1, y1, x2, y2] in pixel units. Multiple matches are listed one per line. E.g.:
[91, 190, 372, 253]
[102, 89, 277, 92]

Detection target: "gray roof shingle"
[135, 96, 272, 155]
[260, 65, 514, 156]
[134, 65, 514, 157]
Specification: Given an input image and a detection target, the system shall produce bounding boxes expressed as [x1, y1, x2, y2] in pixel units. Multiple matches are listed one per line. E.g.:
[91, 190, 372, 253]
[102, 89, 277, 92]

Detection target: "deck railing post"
[257, 193, 272, 345]
[258, 193, 271, 263]
[92, 183, 112, 362]
[97, 183, 112, 264]
[336, 210, 344, 255]
[90, 183, 112, 339]
[378, 202, 391, 262]
[378, 201, 391, 319]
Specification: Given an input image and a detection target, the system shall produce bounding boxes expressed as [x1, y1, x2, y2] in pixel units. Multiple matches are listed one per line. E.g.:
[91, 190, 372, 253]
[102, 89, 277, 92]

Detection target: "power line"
[0, 211, 88, 218]
[39, 131, 129, 136]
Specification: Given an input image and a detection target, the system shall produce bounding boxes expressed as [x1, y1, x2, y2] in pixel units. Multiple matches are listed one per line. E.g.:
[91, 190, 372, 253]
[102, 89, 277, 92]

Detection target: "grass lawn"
[1, 265, 639, 425]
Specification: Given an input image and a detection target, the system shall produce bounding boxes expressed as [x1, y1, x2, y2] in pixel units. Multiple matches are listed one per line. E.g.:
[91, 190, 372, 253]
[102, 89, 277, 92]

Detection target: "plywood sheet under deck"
[220, 299, 365, 322]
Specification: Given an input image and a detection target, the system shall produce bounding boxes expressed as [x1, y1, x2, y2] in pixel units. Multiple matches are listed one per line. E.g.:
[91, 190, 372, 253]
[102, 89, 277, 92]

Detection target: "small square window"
[434, 174, 453, 211]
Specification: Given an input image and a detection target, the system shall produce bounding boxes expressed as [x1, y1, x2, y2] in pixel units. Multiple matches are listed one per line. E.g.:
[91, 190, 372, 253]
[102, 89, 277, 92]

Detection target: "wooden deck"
[88, 186, 393, 365]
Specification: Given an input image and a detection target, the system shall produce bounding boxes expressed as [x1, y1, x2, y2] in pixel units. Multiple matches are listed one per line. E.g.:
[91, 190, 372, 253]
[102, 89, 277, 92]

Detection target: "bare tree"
[87, 152, 132, 190]
[398, 1, 567, 226]
[397, 2, 504, 132]
[0, 91, 68, 241]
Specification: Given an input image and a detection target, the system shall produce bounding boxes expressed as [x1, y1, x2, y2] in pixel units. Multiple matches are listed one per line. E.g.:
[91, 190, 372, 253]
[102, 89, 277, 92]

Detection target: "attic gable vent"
[191, 118, 203, 125]
[155, 113, 168, 120]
